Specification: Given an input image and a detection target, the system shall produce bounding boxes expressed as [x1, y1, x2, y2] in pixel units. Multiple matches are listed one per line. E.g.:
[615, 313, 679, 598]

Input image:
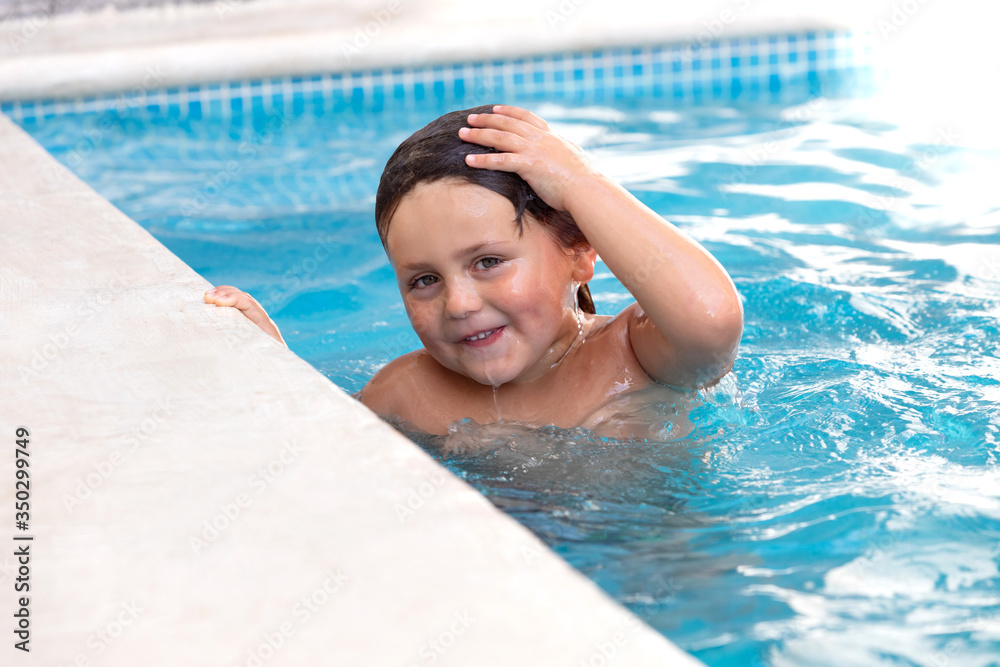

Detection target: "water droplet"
[492, 384, 501, 423]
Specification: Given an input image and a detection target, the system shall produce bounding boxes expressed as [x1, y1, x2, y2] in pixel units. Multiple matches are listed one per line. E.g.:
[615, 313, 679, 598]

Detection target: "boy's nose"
[444, 279, 483, 319]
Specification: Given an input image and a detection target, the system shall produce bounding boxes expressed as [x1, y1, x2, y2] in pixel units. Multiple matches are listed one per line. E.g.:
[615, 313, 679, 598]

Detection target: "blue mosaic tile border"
[1, 30, 873, 122]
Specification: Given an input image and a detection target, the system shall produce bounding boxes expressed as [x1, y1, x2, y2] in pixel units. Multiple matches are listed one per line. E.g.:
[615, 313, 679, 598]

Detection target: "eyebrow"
[398, 240, 507, 273]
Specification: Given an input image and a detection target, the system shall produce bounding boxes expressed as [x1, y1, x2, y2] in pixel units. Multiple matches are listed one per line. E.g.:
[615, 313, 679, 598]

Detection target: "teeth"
[465, 328, 497, 342]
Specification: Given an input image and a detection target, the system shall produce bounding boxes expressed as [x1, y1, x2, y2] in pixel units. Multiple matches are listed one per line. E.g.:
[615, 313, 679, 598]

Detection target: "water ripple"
[18, 91, 1000, 667]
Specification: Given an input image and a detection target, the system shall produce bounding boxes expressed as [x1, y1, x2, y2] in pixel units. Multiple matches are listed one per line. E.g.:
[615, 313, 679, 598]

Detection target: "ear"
[571, 244, 597, 284]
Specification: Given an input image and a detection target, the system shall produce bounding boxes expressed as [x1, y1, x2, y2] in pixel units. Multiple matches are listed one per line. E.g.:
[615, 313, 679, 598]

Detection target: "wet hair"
[374, 104, 596, 314]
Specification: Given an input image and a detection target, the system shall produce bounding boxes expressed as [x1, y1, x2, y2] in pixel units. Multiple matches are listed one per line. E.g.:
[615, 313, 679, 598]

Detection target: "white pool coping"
[0, 111, 705, 663]
[0, 0, 882, 102]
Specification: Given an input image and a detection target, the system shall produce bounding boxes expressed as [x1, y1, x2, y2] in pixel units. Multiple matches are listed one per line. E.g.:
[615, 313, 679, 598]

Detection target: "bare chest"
[407, 318, 668, 435]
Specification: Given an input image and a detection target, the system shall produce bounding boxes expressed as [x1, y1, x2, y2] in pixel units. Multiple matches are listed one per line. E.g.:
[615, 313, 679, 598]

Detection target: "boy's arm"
[565, 174, 743, 388]
[462, 106, 743, 389]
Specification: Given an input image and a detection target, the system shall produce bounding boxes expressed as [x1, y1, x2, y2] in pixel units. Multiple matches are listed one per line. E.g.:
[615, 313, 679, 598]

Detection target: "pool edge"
[0, 0, 869, 102]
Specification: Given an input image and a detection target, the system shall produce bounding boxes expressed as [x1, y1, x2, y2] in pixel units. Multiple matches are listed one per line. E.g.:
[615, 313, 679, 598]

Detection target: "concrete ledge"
[0, 112, 702, 664]
[0, 0, 873, 102]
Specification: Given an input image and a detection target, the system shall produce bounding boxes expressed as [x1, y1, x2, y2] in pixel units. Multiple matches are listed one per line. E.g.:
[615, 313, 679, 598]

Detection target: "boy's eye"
[410, 275, 439, 289]
[408, 258, 502, 290]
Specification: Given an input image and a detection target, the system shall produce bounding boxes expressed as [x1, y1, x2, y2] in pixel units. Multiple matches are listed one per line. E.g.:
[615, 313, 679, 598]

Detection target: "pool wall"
[0, 3, 880, 664]
[1, 29, 873, 122]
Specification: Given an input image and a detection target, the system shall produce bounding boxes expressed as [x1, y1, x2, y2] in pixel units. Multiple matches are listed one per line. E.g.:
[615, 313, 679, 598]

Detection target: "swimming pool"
[11, 34, 1000, 666]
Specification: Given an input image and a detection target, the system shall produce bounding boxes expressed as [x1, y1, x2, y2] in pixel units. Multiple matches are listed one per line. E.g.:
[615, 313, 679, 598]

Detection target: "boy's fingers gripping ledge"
[203, 285, 288, 348]
[203, 285, 250, 310]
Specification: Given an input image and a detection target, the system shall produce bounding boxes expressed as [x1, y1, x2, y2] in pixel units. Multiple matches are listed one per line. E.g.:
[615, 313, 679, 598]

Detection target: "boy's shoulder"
[357, 348, 435, 417]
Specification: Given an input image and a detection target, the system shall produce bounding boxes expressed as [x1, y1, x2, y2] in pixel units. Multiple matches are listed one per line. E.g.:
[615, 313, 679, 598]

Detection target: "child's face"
[385, 179, 594, 387]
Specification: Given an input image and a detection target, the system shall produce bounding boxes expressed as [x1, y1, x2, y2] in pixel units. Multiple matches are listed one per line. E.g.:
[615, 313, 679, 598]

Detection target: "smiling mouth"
[460, 326, 505, 347]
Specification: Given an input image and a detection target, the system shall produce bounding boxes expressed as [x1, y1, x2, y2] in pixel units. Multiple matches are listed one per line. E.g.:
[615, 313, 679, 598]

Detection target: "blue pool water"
[16, 73, 1000, 665]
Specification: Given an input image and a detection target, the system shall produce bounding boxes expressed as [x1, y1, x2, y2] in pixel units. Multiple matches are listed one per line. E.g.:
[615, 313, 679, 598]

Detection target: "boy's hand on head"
[458, 107, 743, 391]
[203, 285, 288, 348]
[460, 105, 598, 212]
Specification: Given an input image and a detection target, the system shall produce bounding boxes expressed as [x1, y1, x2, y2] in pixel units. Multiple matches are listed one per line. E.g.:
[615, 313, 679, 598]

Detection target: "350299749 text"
[13, 426, 32, 652]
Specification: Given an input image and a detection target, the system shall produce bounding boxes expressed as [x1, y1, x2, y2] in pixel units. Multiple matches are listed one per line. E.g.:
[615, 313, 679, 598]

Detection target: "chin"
[460, 360, 524, 387]
[466, 368, 515, 387]
[432, 343, 530, 386]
